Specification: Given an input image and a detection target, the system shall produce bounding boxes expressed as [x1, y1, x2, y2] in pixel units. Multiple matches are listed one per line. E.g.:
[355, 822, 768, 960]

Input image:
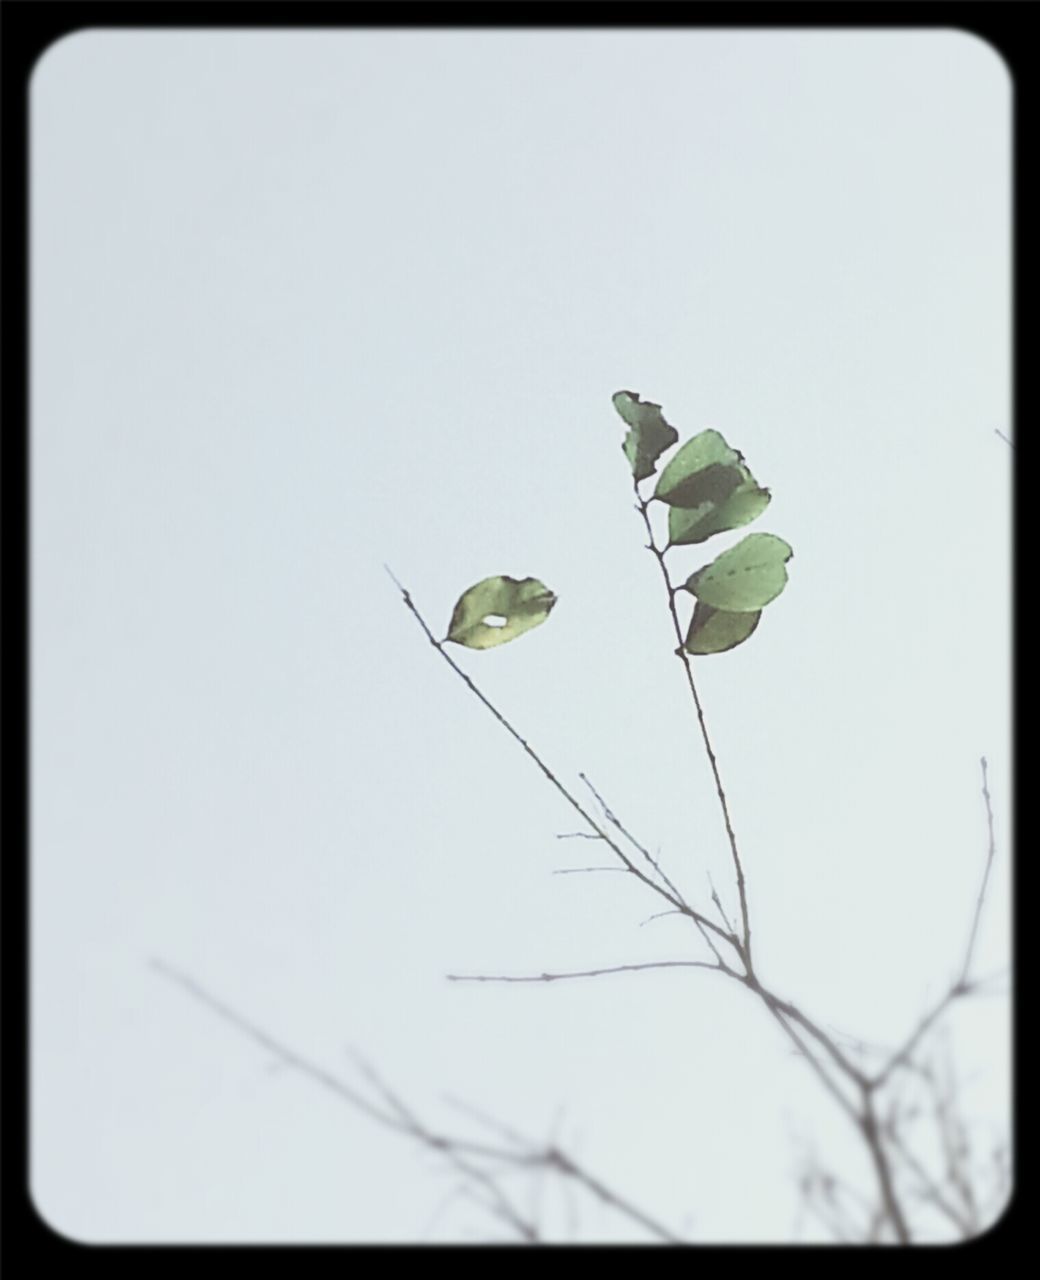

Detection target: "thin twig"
[552, 866, 629, 876]
[870, 758, 1001, 1092]
[638, 910, 684, 928]
[578, 772, 689, 907]
[707, 872, 737, 937]
[578, 773, 730, 967]
[546, 1146, 683, 1244]
[883, 1103, 973, 1235]
[347, 1047, 541, 1241]
[440, 1094, 529, 1151]
[447, 960, 722, 985]
[632, 491, 754, 970]
[960, 757, 998, 987]
[929, 1042, 980, 1233]
[149, 958, 403, 1134]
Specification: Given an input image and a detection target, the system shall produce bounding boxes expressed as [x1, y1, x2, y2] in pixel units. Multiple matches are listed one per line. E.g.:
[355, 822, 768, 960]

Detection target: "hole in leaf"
[482, 614, 508, 628]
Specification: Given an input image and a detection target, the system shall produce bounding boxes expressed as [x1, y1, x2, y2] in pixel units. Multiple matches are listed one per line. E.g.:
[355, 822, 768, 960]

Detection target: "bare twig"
[882, 1093, 973, 1236]
[447, 960, 723, 985]
[960, 757, 998, 988]
[577, 775, 729, 969]
[552, 866, 629, 876]
[544, 1145, 682, 1244]
[578, 772, 689, 907]
[870, 758, 1001, 1092]
[345, 1047, 541, 1241]
[638, 909, 685, 928]
[632, 490, 754, 970]
[707, 872, 737, 937]
[149, 958, 403, 1135]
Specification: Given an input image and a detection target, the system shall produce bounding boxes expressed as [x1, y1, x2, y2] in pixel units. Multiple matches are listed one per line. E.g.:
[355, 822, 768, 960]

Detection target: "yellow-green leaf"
[446, 576, 557, 650]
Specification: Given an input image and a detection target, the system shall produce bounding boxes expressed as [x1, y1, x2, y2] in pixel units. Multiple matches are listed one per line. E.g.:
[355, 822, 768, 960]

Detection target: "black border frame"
[2, 3, 1022, 1264]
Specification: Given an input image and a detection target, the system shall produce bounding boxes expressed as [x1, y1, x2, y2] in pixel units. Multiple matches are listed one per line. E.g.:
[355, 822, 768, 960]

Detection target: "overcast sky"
[31, 28, 1010, 1243]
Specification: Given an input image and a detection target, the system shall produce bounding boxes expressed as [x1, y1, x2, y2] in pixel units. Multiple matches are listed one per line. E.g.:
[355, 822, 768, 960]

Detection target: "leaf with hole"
[684, 602, 762, 655]
[446, 576, 557, 650]
[612, 390, 680, 482]
[683, 533, 793, 612]
[667, 467, 772, 546]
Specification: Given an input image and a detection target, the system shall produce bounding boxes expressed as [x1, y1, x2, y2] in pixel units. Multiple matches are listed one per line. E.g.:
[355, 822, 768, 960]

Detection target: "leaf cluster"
[613, 390, 792, 654]
[443, 392, 792, 656]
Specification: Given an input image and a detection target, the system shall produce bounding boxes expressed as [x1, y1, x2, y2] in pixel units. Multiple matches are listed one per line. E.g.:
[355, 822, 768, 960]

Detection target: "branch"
[447, 960, 723, 985]
[386, 566, 736, 955]
[578, 772, 689, 907]
[882, 1098, 974, 1236]
[870, 758, 1000, 1091]
[545, 1145, 682, 1244]
[552, 866, 629, 876]
[750, 978, 912, 1242]
[960, 756, 998, 988]
[579, 771, 732, 968]
[149, 958, 403, 1135]
[859, 1093, 912, 1243]
[346, 1047, 541, 1241]
[749, 979, 868, 1088]
[632, 490, 754, 970]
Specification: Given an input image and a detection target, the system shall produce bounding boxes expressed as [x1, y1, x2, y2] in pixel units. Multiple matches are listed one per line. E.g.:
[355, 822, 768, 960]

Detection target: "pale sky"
[31, 28, 1011, 1243]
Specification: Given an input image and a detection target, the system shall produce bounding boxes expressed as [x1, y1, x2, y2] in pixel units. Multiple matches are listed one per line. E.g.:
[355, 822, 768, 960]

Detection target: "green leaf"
[684, 602, 762, 655]
[654, 429, 746, 507]
[683, 533, 793, 612]
[446, 575, 557, 650]
[667, 468, 772, 546]
[612, 390, 679, 482]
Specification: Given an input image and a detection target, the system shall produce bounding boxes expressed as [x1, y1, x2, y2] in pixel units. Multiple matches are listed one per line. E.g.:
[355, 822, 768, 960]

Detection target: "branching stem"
[385, 566, 737, 956]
